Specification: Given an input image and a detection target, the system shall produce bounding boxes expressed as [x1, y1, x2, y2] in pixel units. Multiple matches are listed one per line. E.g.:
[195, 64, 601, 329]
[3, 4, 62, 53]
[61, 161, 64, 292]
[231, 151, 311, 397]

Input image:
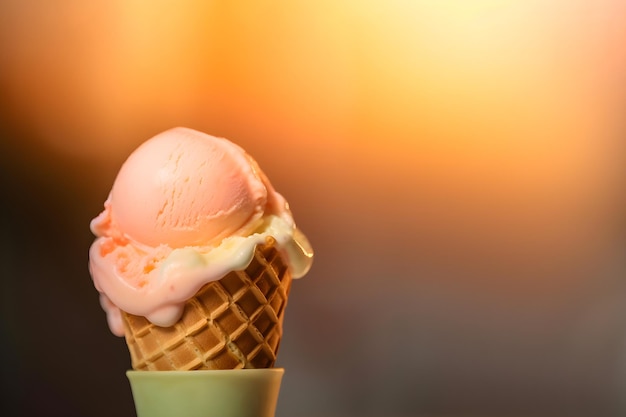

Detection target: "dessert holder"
[123, 239, 291, 371]
[127, 368, 284, 417]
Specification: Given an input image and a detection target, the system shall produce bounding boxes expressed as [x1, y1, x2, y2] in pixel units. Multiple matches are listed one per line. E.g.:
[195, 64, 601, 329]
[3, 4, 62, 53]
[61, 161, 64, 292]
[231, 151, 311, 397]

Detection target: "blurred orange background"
[1, 1, 625, 416]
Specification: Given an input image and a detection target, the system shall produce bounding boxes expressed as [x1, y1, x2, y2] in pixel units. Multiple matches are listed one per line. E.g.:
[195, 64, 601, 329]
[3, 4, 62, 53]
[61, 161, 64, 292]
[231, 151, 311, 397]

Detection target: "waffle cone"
[121, 237, 292, 371]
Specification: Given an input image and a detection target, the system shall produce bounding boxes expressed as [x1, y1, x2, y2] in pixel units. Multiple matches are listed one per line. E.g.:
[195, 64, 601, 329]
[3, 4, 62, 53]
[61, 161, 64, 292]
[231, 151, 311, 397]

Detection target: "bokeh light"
[1, 1, 625, 416]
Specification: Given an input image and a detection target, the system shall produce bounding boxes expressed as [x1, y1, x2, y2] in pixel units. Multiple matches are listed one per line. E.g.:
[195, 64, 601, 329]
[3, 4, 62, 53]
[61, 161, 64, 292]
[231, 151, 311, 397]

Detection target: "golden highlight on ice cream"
[88, 127, 313, 337]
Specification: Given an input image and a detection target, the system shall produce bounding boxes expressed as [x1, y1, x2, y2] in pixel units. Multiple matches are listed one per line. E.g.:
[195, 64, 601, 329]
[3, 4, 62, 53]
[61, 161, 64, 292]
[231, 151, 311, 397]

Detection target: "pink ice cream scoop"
[89, 127, 312, 336]
[107, 127, 276, 248]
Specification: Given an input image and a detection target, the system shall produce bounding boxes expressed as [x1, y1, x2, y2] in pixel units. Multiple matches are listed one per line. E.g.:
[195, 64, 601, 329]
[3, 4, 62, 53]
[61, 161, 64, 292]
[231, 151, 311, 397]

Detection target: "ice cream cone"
[122, 237, 292, 371]
[127, 368, 284, 417]
[88, 128, 313, 417]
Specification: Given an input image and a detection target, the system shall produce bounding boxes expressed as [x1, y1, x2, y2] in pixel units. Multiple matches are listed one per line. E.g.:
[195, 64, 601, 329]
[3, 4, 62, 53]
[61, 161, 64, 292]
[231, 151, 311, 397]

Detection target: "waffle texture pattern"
[122, 239, 292, 370]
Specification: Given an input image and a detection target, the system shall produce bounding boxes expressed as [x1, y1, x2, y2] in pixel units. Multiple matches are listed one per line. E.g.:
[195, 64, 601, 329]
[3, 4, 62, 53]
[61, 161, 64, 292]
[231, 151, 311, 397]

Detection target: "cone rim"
[126, 368, 285, 377]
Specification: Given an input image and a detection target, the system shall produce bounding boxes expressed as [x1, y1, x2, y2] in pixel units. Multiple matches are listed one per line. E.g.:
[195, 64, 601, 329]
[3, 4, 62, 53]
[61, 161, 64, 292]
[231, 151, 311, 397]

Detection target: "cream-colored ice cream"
[89, 127, 312, 336]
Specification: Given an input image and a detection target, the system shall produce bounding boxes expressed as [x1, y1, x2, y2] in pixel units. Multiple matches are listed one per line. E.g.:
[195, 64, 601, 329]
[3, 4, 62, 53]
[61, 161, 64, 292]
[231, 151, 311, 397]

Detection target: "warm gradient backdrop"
[1, 1, 626, 416]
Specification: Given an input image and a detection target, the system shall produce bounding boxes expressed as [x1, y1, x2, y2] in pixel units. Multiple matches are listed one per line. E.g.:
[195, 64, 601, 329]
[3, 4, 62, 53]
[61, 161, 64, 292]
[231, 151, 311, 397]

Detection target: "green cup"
[127, 368, 284, 417]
